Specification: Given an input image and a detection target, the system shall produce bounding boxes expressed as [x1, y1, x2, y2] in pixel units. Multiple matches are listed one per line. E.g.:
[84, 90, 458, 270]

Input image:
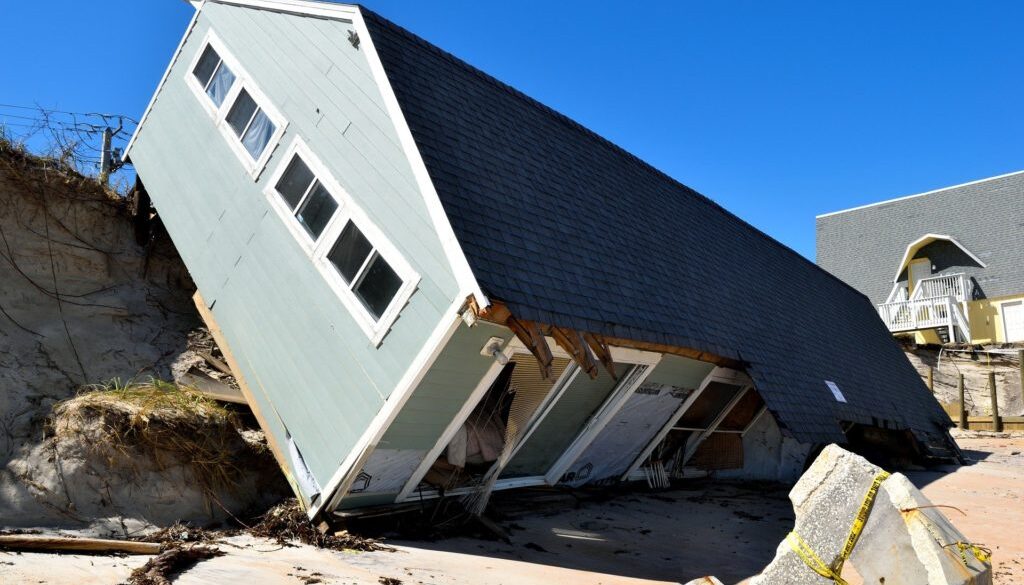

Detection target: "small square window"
[328, 222, 373, 283]
[355, 254, 403, 319]
[295, 183, 338, 239]
[225, 90, 276, 159]
[275, 157, 315, 210]
[192, 45, 220, 88]
[226, 90, 258, 137]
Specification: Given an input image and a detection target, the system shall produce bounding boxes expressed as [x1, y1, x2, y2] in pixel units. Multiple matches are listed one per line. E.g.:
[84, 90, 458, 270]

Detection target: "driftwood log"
[0, 534, 162, 554]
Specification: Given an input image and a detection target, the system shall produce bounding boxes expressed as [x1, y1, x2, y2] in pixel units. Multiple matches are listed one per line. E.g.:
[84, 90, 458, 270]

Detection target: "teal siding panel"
[502, 365, 622, 477]
[204, 5, 454, 299]
[129, 4, 462, 490]
[646, 355, 716, 388]
[374, 323, 504, 452]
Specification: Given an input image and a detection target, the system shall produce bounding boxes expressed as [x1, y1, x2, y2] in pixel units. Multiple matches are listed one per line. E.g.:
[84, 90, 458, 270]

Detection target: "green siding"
[502, 364, 621, 477]
[337, 322, 508, 507]
[646, 354, 716, 388]
[129, 5, 459, 491]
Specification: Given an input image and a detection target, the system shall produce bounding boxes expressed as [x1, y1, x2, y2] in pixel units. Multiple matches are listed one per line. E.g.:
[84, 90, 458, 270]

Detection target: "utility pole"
[98, 127, 113, 186]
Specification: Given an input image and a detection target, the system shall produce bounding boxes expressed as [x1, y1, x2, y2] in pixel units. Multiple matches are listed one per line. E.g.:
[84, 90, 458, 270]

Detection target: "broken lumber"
[0, 534, 161, 555]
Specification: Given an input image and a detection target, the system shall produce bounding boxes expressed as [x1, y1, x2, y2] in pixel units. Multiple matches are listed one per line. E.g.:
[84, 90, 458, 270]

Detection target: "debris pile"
[251, 499, 394, 552]
[127, 544, 225, 585]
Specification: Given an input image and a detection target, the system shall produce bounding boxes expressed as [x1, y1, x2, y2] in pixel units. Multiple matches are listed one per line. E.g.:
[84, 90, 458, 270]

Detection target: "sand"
[4, 433, 1020, 585]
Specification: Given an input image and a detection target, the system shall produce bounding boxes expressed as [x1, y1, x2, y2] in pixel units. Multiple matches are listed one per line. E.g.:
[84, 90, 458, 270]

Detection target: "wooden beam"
[506, 316, 554, 379]
[474, 299, 742, 370]
[583, 333, 617, 380]
[550, 326, 599, 379]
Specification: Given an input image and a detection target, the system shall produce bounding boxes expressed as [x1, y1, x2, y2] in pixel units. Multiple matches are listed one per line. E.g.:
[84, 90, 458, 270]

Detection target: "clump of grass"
[50, 379, 246, 497]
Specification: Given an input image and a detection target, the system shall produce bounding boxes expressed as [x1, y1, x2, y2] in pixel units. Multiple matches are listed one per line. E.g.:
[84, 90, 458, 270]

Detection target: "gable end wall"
[127, 3, 461, 490]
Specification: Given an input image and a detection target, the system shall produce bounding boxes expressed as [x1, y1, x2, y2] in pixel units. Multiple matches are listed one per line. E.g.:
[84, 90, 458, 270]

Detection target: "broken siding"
[129, 5, 459, 489]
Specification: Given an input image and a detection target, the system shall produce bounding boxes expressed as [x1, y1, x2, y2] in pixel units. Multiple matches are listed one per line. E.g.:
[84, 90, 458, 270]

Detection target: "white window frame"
[184, 29, 287, 180]
[264, 137, 420, 346]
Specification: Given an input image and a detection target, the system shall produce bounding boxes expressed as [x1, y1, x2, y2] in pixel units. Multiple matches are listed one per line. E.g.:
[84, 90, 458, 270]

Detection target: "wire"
[0, 103, 139, 125]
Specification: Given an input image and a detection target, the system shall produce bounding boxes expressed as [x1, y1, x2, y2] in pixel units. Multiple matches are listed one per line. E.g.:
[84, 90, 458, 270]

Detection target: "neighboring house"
[818, 172, 1024, 346]
[125, 0, 952, 519]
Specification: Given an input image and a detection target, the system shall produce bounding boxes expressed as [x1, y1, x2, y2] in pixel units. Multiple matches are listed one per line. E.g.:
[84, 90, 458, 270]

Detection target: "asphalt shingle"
[362, 9, 952, 446]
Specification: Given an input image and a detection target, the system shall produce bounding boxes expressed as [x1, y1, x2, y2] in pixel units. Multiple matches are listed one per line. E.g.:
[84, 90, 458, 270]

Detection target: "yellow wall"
[968, 294, 1024, 344]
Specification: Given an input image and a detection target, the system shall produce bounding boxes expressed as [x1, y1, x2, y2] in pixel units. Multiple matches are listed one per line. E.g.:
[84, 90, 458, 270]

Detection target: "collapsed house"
[124, 0, 955, 519]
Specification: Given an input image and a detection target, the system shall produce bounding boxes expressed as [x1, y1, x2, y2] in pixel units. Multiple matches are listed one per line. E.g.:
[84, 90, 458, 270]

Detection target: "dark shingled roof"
[362, 9, 952, 445]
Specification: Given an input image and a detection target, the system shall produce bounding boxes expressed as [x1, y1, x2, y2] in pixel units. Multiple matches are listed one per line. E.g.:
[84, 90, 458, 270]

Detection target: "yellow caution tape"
[954, 541, 991, 565]
[787, 470, 891, 584]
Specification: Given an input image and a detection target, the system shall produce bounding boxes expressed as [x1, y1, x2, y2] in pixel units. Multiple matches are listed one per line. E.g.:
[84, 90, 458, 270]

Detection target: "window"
[191, 45, 236, 107]
[273, 156, 338, 240]
[265, 138, 420, 344]
[185, 31, 287, 178]
[226, 89, 277, 160]
[328, 222, 404, 319]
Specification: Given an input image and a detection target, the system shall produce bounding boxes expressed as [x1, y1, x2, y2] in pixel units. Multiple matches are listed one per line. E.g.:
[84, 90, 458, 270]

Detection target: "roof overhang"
[893, 233, 986, 282]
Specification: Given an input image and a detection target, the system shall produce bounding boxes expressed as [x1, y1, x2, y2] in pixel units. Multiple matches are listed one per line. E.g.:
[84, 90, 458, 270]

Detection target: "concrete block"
[750, 444, 991, 585]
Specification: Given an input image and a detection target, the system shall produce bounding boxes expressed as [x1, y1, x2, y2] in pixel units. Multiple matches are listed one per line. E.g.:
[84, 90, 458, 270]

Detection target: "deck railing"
[912, 273, 970, 303]
[877, 289, 971, 342]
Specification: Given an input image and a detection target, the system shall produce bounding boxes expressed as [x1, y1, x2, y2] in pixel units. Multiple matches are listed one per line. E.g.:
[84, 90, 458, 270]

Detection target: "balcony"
[877, 273, 971, 342]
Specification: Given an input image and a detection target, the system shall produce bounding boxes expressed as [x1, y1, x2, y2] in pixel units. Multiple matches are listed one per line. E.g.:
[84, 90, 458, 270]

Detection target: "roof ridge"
[360, 6, 872, 303]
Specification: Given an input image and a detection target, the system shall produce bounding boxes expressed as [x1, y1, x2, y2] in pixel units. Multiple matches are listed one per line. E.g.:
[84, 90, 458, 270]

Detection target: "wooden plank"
[0, 535, 161, 555]
[476, 300, 742, 370]
[179, 371, 247, 404]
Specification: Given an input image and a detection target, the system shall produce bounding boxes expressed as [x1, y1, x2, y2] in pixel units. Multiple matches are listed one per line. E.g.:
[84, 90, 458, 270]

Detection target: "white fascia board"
[892, 233, 988, 283]
[313, 294, 467, 518]
[203, 0, 357, 19]
[352, 6, 489, 310]
[816, 169, 1024, 219]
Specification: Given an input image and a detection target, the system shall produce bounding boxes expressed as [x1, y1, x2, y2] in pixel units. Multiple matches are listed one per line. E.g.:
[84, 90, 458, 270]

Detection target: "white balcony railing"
[912, 273, 970, 303]
[878, 297, 954, 333]
[877, 281, 972, 343]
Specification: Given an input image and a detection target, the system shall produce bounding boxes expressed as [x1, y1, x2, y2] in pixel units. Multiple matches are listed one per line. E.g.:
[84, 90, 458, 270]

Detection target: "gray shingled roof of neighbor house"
[816, 171, 1024, 306]
[361, 9, 952, 446]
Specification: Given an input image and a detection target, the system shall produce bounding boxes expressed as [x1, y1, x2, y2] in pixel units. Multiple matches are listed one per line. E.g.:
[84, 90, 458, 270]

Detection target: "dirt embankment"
[905, 348, 1023, 417]
[0, 141, 285, 534]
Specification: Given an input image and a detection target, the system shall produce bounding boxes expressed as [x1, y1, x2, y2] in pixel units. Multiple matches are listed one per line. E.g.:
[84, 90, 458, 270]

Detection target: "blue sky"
[3, 1, 1022, 259]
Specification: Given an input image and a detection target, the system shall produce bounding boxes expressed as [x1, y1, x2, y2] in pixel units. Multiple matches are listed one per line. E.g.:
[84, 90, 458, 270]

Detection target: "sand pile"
[0, 137, 287, 534]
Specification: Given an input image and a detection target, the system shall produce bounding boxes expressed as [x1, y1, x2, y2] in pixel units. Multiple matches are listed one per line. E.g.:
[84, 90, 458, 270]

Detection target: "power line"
[0, 103, 139, 125]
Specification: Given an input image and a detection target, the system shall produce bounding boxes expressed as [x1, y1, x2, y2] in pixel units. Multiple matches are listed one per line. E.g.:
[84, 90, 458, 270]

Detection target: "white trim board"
[817, 169, 1024, 219]
[394, 339, 663, 503]
[544, 359, 660, 485]
[314, 294, 467, 518]
[184, 28, 289, 180]
[394, 337, 579, 503]
[262, 136, 421, 346]
[353, 7, 489, 311]
[620, 366, 749, 480]
[892, 233, 987, 283]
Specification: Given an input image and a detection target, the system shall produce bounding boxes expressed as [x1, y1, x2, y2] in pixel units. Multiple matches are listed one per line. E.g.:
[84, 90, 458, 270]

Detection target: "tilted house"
[818, 172, 1024, 346]
[126, 0, 954, 518]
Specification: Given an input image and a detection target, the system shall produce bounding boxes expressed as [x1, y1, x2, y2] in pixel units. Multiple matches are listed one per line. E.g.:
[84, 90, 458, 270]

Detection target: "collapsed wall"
[0, 142, 284, 533]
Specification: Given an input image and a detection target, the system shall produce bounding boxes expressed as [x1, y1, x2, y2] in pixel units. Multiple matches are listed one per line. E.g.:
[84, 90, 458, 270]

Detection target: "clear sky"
[3, 1, 1022, 259]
